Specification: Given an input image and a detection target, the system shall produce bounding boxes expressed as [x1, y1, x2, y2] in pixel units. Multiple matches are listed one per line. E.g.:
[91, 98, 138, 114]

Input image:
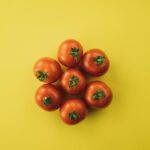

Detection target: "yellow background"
[0, 0, 150, 150]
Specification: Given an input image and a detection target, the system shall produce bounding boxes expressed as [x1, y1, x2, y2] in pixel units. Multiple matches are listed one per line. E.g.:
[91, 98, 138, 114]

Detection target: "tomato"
[60, 69, 86, 95]
[60, 98, 88, 125]
[82, 49, 109, 76]
[35, 84, 62, 111]
[84, 81, 112, 108]
[58, 39, 83, 67]
[34, 57, 62, 83]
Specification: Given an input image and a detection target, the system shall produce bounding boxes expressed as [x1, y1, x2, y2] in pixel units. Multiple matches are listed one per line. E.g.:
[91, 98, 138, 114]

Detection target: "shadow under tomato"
[88, 107, 104, 116]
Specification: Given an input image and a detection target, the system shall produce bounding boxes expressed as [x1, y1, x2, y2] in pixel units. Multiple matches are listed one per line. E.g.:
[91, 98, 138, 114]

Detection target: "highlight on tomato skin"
[58, 39, 83, 68]
[60, 69, 86, 95]
[82, 49, 110, 76]
[33, 57, 62, 83]
[60, 98, 88, 125]
[84, 81, 113, 109]
[35, 84, 62, 111]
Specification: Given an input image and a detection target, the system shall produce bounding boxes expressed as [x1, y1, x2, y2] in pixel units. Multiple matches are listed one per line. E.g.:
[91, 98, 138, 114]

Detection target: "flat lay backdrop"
[0, 0, 150, 150]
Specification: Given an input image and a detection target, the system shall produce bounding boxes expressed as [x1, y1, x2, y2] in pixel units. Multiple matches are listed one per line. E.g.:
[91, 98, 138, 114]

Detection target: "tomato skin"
[58, 39, 83, 67]
[34, 57, 62, 83]
[35, 84, 62, 111]
[84, 81, 112, 108]
[60, 98, 88, 125]
[60, 69, 86, 95]
[82, 49, 109, 76]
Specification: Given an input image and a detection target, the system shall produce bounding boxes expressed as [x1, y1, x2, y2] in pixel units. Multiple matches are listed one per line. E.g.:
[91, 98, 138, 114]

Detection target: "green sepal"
[69, 76, 79, 88]
[68, 111, 79, 120]
[92, 90, 105, 100]
[43, 97, 52, 106]
[37, 71, 47, 81]
[94, 56, 105, 65]
[70, 47, 79, 59]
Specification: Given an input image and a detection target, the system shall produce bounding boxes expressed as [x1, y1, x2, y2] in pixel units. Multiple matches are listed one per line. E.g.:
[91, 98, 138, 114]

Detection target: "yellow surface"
[0, 0, 150, 150]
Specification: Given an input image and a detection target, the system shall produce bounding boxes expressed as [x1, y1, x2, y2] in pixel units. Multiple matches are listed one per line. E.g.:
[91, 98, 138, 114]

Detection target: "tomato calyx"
[92, 90, 105, 100]
[94, 56, 105, 65]
[70, 47, 79, 59]
[43, 97, 52, 106]
[37, 71, 47, 81]
[69, 76, 79, 88]
[68, 111, 79, 120]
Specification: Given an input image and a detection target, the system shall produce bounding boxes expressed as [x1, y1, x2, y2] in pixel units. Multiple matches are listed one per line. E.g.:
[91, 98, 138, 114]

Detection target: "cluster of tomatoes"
[33, 39, 113, 125]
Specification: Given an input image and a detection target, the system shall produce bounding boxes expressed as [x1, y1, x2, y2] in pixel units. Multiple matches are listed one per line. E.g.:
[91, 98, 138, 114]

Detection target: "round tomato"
[58, 39, 83, 67]
[35, 84, 62, 111]
[84, 81, 112, 108]
[60, 98, 88, 125]
[82, 49, 109, 76]
[34, 57, 62, 83]
[60, 69, 86, 95]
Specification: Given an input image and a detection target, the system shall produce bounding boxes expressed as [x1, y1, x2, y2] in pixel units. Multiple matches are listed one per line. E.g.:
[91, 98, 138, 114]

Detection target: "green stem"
[94, 56, 105, 65]
[68, 111, 79, 120]
[43, 97, 52, 106]
[92, 90, 105, 100]
[70, 47, 79, 59]
[69, 76, 79, 88]
[37, 71, 47, 81]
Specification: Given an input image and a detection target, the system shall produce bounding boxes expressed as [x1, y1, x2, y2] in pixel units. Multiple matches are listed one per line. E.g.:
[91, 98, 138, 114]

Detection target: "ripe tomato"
[82, 49, 109, 76]
[60, 98, 88, 125]
[34, 57, 62, 83]
[84, 81, 112, 108]
[58, 39, 83, 67]
[35, 84, 62, 111]
[60, 69, 86, 95]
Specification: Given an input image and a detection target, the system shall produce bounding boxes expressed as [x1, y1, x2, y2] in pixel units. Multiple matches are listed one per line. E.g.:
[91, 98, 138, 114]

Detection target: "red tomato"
[60, 69, 86, 95]
[35, 84, 62, 111]
[34, 57, 62, 83]
[58, 39, 83, 67]
[60, 98, 88, 125]
[82, 49, 109, 76]
[84, 81, 112, 108]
